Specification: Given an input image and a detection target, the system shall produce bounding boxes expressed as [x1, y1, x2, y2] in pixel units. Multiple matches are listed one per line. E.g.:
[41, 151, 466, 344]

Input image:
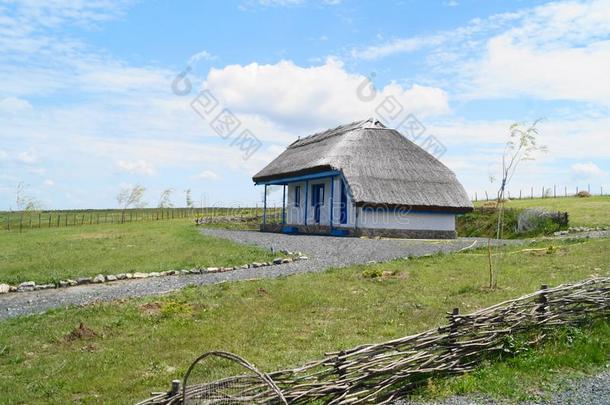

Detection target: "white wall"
[284, 177, 455, 231]
[358, 208, 455, 231]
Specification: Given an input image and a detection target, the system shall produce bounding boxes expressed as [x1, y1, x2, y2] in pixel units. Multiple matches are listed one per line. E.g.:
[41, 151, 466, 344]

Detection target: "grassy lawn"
[474, 196, 610, 227]
[0, 220, 276, 285]
[415, 320, 610, 402]
[1, 237, 609, 404]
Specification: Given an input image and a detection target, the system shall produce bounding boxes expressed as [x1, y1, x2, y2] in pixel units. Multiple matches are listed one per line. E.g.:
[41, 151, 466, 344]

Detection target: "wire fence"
[0, 205, 289, 232]
[473, 184, 608, 202]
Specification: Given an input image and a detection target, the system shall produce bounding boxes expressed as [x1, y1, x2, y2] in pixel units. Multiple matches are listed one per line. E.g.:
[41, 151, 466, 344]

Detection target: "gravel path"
[394, 368, 610, 404]
[0, 230, 495, 320]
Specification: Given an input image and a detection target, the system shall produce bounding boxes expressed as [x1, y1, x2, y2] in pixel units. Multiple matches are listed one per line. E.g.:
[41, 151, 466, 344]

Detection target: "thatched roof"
[253, 119, 473, 213]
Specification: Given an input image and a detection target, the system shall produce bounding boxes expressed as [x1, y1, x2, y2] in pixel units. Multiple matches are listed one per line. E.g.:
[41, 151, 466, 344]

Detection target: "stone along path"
[0, 229, 490, 320]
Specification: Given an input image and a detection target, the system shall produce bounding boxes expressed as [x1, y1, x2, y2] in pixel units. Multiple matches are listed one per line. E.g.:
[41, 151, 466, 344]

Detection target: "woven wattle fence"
[137, 277, 610, 404]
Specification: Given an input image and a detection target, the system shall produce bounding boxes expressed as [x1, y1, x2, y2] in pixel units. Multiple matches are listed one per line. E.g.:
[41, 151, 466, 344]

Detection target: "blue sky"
[1, 0, 609, 209]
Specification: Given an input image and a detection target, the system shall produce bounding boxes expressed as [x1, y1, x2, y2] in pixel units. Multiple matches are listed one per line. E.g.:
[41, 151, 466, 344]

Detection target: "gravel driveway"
[0, 230, 492, 320]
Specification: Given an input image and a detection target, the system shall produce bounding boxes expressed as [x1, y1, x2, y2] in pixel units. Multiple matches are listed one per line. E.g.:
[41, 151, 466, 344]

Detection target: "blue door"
[311, 184, 325, 224]
[340, 180, 348, 224]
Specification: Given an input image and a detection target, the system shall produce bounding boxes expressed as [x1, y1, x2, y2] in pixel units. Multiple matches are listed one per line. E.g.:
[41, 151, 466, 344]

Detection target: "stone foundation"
[260, 224, 457, 239]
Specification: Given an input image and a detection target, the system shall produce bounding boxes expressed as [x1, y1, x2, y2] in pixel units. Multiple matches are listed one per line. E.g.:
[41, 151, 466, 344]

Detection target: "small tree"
[185, 189, 194, 208]
[488, 120, 546, 288]
[117, 185, 147, 223]
[15, 182, 42, 211]
[158, 188, 174, 208]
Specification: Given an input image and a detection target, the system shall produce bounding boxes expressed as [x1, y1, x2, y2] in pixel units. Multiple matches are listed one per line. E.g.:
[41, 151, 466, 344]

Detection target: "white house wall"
[286, 177, 356, 227]
[285, 177, 455, 232]
[358, 209, 455, 231]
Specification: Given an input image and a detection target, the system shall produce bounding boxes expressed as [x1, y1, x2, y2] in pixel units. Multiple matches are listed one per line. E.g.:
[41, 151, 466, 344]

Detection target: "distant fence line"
[1, 206, 285, 232]
[473, 184, 608, 202]
[139, 277, 610, 405]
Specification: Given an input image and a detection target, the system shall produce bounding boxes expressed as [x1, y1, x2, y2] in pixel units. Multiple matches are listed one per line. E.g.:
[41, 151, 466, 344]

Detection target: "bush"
[576, 190, 592, 198]
[457, 207, 568, 238]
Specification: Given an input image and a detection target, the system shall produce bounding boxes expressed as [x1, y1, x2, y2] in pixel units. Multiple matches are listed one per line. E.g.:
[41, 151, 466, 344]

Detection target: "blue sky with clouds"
[1, 0, 609, 209]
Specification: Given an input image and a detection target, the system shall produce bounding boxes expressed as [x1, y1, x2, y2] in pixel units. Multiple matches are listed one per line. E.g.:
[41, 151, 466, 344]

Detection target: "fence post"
[19, 214, 23, 233]
[170, 380, 181, 397]
[531, 187, 534, 199]
[448, 307, 460, 346]
[536, 284, 549, 323]
[48, 214, 52, 228]
[7, 211, 10, 231]
[553, 185, 556, 198]
[519, 190, 522, 200]
[475, 192, 478, 202]
[565, 186, 567, 197]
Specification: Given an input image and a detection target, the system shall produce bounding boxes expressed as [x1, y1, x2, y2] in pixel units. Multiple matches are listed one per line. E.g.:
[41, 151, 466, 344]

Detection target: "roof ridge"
[289, 118, 385, 149]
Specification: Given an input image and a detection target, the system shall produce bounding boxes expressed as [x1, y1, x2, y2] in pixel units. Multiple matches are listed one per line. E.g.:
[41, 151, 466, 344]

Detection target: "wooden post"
[565, 186, 567, 197]
[553, 185, 556, 198]
[485, 191, 489, 201]
[282, 186, 286, 225]
[519, 190, 522, 199]
[263, 184, 267, 228]
[38, 213, 41, 228]
[536, 284, 549, 322]
[170, 380, 180, 397]
[448, 307, 460, 346]
[474, 192, 478, 202]
[531, 187, 534, 199]
[6, 211, 10, 231]
[19, 214, 23, 233]
[48, 214, 52, 228]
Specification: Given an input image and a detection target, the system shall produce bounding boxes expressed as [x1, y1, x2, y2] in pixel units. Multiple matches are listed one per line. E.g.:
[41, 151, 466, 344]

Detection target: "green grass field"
[1, 237, 609, 404]
[0, 220, 277, 285]
[474, 196, 610, 227]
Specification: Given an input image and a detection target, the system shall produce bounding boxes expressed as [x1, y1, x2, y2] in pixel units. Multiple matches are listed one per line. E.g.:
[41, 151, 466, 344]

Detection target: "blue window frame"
[294, 186, 301, 207]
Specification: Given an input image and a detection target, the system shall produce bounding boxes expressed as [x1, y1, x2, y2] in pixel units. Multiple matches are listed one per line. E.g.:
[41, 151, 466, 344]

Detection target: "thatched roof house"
[253, 119, 472, 239]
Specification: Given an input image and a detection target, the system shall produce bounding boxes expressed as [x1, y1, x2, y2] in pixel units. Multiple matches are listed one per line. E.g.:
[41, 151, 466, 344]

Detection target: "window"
[294, 186, 301, 207]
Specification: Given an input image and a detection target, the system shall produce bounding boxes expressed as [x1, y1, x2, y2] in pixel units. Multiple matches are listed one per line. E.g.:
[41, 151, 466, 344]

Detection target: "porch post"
[304, 180, 309, 225]
[329, 176, 334, 230]
[282, 185, 286, 224]
[263, 184, 267, 228]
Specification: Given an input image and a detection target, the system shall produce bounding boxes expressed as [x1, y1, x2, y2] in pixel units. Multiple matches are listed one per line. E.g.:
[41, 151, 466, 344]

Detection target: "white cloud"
[43, 179, 55, 187]
[0, 97, 32, 113]
[194, 170, 220, 180]
[571, 162, 604, 178]
[204, 58, 450, 132]
[16, 149, 39, 164]
[0, 149, 7, 161]
[188, 50, 217, 65]
[116, 160, 156, 176]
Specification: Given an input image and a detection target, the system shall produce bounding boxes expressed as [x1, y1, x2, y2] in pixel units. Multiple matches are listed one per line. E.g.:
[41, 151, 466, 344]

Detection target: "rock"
[9, 285, 17, 292]
[251, 262, 262, 268]
[298, 255, 309, 260]
[160, 271, 170, 276]
[77, 277, 92, 285]
[67, 279, 77, 286]
[280, 249, 290, 255]
[115, 273, 127, 280]
[206, 267, 219, 272]
[125, 273, 134, 279]
[0, 284, 10, 294]
[92, 274, 105, 283]
[190, 268, 201, 274]
[132, 272, 148, 279]
[149, 272, 161, 277]
[168, 270, 178, 275]
[58, 281, 69, 288]
[105, 275, 117, 282]
[240, 264, 249, 269]
[180, 270, 190, 275]
[281, 258, 293, 264]
[19, 281, 36, 289]
[273, 258, 283, 265]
